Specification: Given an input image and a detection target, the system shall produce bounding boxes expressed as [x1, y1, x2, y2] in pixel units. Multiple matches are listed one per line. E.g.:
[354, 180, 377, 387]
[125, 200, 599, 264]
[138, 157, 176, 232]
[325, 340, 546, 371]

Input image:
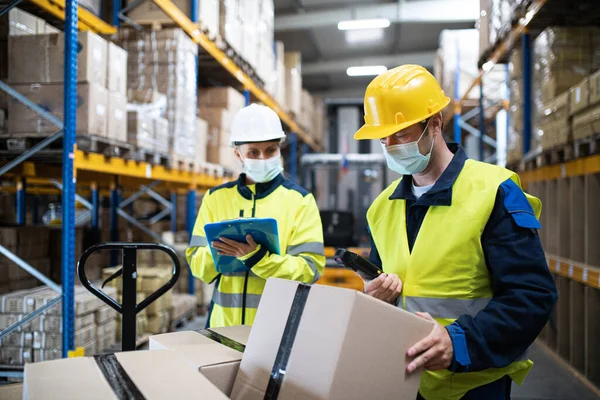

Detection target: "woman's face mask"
[381, 119, 434, 175]
[240, 155, 283, 183]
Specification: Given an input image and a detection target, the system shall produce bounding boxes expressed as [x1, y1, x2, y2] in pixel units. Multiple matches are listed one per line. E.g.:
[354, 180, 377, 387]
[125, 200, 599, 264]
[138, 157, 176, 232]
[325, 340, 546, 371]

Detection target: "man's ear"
[234, 148, 243, 162]
[430, 113, 443, 137]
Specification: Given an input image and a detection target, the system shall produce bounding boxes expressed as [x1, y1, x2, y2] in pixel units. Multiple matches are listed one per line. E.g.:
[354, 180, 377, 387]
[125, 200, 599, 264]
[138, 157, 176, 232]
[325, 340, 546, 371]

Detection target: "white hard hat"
[229, 104, 286, 146]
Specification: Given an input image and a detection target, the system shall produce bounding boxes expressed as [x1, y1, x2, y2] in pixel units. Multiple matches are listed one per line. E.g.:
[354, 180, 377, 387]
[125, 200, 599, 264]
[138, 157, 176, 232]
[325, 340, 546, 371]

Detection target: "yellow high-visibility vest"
[367, 159, 541, 400]
[185, 174, 326, 328]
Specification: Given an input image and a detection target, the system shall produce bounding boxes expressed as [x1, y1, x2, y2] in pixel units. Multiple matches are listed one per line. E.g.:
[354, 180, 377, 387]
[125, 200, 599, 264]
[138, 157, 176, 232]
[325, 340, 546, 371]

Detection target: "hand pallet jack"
[77, 242, 181, 352]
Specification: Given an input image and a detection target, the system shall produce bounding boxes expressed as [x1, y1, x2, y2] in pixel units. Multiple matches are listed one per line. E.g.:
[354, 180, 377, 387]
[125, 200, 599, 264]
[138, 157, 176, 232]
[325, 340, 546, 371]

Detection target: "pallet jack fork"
[77, 242, 181, 352]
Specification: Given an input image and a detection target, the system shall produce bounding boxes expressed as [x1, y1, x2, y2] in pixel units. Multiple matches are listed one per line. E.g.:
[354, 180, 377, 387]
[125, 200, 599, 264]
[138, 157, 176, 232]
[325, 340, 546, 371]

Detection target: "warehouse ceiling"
[274, 0, 478, 99]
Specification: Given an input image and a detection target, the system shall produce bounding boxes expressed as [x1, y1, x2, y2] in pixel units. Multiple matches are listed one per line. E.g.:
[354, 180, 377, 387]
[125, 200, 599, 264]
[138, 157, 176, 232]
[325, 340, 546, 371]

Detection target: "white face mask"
[382, 119, 434, 175]
[240, 154, 284, 183]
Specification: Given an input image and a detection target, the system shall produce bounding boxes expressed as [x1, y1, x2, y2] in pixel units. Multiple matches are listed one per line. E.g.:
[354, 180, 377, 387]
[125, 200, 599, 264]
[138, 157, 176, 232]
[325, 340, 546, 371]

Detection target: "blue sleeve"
[447, 179, 558, 372]
[368, 229, 383, 269]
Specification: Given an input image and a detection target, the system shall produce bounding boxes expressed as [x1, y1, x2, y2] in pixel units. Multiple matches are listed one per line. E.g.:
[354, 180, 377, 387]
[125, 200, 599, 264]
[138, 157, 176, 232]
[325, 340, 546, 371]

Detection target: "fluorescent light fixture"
[347, 65, 388, 77]
[345, 28, 384, 44]
[338, 18, 391, 31]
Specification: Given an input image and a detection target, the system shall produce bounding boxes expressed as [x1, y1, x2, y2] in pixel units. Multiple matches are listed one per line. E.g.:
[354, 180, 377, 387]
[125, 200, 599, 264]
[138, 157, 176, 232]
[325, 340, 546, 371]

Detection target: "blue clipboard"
[204, 218, 280, 274]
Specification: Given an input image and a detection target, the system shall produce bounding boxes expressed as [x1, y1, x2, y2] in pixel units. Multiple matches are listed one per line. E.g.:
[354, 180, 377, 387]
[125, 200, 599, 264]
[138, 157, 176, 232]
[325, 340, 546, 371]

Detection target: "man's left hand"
[406, 312, 453, 373]
[212, 234, 258, 258]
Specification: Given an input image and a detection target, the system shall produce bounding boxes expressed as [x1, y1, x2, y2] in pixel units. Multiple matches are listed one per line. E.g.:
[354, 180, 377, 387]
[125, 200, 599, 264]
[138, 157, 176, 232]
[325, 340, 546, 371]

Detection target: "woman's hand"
[212, 234, 258, 258]
[364, 273, 403, 304]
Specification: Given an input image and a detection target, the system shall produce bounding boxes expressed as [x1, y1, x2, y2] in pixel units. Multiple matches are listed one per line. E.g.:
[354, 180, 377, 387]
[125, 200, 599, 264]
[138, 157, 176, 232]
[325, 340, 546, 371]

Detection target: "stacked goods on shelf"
[0, 227, 51, 294]
[0, 286, 118, 365]
[103, 266, 174, 335]
[284, 52, 302, 116]
[117, 28, 198, 165]
[312, 97, 326, 144]
[6, 32, 127, 139]
[481, 0, 528, 51]
[257, 0, 276, 91]
[195, 117, 209, 170]
[507, 49, 523, 164]
[198, 87, 245, 172]
[220, 0, 243, 57]
[299, 89, 314, 132]
[237, 0, 275, 83]
[436, 29, 507, 103]
[273, 41, 286, 105]
[107, 43, 128, 143]
[125, 0, 220, 38]
[127, 90, 170, 155]
[570, 69, 600, 141]
[533, 27, 600, 151]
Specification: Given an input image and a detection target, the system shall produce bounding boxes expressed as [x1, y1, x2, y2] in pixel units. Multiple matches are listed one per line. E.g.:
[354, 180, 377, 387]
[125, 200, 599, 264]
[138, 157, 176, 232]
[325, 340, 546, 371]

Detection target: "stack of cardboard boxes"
[0, 286, 117, 365]
[273, 41, 286, 106]
[0, 227, 50, 294]
[170, 293, 197, 323]
[534, 27, 600, 151]
[198, 87, 245, 172]
[570, 70, 600, 141]
[312, 96, 326, 144]
[127, 90, 171, 155]
[507, 49, 523, 164]
[23, 279, 434, 400]
[103, 266, 173, 335]
[118, 28, 198, 164]
[6, 32, 127, 141]
[299, 89, 314, 132]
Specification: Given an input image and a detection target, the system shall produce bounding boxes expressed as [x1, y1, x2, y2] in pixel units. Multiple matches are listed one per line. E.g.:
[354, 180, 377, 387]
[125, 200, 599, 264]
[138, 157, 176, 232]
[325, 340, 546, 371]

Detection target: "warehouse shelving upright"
[457, 0, 600, 390]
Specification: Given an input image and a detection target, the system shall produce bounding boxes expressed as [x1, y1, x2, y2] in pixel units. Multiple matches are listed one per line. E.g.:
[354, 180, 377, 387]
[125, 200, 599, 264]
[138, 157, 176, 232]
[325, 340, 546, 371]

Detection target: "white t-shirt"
[412, 182, 435, 200]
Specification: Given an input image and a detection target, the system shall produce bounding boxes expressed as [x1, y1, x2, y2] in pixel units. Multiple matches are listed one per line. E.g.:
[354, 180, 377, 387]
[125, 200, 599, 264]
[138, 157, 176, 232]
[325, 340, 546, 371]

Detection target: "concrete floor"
[179, 316, 599, 399]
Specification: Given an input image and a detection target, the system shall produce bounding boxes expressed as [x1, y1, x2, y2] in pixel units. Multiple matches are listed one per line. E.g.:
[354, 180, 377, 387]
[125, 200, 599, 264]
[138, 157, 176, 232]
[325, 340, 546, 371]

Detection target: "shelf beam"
[28, 0, 117, 34]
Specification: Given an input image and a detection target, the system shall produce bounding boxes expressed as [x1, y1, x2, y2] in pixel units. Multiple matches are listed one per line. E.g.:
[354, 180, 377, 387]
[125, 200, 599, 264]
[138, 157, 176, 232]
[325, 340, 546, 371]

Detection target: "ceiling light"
[337, 18, 391, 31]
[345, 28, 384, 44]
[347, 66, 388, 77]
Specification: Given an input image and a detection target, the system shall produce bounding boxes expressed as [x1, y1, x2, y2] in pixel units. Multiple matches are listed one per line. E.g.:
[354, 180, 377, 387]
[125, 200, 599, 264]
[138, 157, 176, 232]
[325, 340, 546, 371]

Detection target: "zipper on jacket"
[242, 192, 256, 324]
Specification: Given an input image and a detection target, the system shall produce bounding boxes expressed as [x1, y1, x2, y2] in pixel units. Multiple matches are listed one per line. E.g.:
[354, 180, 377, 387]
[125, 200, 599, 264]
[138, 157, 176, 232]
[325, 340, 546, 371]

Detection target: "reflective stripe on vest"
[404, 296, 491, 320]
[212, 290, 262, 309]
[286, 242, 325, 256]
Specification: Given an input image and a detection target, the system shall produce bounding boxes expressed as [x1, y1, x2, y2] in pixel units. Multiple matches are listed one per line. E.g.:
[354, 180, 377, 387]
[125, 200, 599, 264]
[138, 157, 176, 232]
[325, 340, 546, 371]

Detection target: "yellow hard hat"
[354, 65, 451, 140]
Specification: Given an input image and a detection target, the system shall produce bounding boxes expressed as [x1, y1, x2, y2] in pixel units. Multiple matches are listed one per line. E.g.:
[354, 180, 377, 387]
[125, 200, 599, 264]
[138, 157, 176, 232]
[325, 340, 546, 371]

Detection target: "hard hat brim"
[354, 122, 411, 140]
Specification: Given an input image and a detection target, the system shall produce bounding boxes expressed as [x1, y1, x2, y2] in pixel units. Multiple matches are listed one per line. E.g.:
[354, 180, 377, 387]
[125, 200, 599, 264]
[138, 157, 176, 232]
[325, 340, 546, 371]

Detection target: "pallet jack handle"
[77, 242, 181, 352]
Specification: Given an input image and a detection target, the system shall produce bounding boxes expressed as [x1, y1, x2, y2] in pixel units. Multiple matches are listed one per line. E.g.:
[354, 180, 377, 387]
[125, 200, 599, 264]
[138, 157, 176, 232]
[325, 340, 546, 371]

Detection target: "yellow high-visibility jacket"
[185, 173, 326, 328]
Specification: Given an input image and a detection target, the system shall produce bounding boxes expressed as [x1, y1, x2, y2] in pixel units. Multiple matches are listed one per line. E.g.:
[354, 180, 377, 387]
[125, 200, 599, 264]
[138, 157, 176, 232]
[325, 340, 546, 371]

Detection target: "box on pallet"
[23, 350, 229, 400]
[590, 70, 600, 106]
[198, 87, 245, 111]
[274, 41, 286, 106]
[107, 42, 128, 95]
[572, 104, 600, 140]
[231, 278, 433, 400]
[108, 91, 127, 142]
[8, 32, 107, 86]
[8, 83, 108, 136]
[195, 118, 208, 168]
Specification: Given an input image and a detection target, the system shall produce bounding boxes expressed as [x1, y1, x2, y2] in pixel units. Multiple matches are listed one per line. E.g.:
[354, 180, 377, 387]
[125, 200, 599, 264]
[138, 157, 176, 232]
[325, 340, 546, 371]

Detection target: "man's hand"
[406, 312, 453, 373]
[212, 234, 258, 258]
[364, 273, 403, 304]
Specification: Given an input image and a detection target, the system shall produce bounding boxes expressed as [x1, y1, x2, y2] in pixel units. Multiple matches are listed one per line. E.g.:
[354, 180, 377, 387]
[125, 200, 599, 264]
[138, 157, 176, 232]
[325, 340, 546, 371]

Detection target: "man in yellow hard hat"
[356, 65, 557, 400]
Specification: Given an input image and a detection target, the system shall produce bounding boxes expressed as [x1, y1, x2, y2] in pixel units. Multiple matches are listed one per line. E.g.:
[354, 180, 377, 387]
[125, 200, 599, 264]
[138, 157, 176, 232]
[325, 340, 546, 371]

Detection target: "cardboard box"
[0, 383, 22, 400]
[23, 350, 229, 399]
[590, 69, 600, 106]
[147, 309, 169, 334]
[149, 326, 250, 395]
[231, 278, 433, 400]
[8, 83, 108, 136]
[153, 117, 169, 153]
[570, 77, 590, 115]
[108, 91, 127, 142]
[127, 110, 154, 150]
[572, 104, 600, 140]
[107, 42, 128, 95]
[195, 117, 208, 167]
[1, 331, 34, 348]
[198, 87, 245, 112]
[1, 347, 32, 365]
[96, 306, 118, 325]
[284, 52, 302, 116]
[198, 107, 236, 132]
[8, 32, 107, 86]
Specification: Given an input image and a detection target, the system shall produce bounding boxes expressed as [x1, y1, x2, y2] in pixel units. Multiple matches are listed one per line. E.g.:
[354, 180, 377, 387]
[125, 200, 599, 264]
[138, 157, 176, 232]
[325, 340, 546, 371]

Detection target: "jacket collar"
[389, 143, 467, 206]
[236, 173, 285, 200]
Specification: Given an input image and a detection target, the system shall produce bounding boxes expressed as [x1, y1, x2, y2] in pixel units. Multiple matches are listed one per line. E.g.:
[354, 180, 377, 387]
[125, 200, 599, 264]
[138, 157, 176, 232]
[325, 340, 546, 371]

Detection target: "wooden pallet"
[169, 309, 196, 331]
[573, 134, 600, 159]
[168, 155, 195, 172]
[0, 133, 64, 152]
[130, 147, 170, 167]
[76, 135, 133, 158]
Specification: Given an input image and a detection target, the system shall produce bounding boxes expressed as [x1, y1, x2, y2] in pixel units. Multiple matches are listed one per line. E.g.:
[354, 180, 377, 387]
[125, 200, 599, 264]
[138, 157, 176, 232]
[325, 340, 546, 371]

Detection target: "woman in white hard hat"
[185, 104, 326, 328]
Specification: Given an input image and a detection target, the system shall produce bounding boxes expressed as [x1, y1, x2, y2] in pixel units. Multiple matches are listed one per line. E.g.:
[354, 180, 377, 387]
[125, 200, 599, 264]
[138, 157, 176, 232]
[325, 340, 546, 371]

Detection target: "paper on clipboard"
[204, 218, 280, 274]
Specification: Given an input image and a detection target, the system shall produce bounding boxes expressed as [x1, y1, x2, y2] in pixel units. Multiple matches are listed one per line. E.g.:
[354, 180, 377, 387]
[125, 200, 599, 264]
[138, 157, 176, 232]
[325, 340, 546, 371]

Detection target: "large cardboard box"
[199, 107, 235, 133]
[23, 350, 229, 399]
[8, 32, 107, 86]
[231, 278, 433, 400]
[107, 42, 128, 95]
[198, 87, 245, 111]
[590, 70, 600, 106]
[8, 83, 107, 136]
[195, 117, 208, 167]
[108, 91, 127, 142]
[149, 326, 250, 395]
[570, 77, 590, 116]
